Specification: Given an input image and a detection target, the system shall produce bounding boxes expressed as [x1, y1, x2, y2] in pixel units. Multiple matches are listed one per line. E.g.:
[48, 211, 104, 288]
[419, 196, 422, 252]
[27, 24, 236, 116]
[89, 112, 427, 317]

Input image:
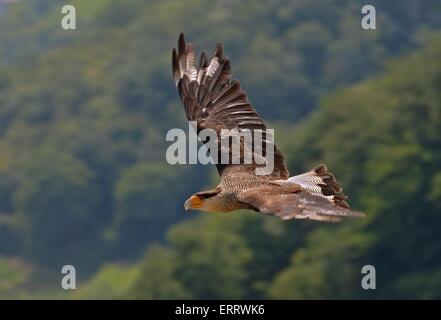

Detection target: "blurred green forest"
[0, 0, 440, 299]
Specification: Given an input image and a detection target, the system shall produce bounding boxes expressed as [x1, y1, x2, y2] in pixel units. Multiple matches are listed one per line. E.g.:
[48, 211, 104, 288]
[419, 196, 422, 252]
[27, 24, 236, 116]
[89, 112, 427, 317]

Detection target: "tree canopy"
[0, 0, 440, 299]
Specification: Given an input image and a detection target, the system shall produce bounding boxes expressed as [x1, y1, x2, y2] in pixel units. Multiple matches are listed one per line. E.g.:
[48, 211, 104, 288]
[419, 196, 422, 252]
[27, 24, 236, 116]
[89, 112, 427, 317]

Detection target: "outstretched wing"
[172, 33, 289, 180]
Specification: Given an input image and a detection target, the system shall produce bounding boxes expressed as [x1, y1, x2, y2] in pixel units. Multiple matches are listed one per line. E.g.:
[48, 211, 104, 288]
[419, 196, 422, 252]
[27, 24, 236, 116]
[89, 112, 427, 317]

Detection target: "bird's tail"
[288, 164, 349, 209]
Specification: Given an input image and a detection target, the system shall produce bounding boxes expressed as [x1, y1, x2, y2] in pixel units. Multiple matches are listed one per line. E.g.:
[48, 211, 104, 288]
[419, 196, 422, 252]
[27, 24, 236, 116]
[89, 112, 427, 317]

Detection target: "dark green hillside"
[0, 0, 440, 298]
[128, 36, 441, 299]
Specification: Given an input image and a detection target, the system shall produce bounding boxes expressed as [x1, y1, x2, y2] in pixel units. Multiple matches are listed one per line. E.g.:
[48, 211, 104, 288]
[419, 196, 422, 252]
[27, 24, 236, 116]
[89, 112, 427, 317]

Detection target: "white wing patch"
[197, 68, 206, 84]
[184, 45, 198, 82]
[288, 171, 324, 196]
[288, 170, 337, 203]
[206, 57, 219, 78]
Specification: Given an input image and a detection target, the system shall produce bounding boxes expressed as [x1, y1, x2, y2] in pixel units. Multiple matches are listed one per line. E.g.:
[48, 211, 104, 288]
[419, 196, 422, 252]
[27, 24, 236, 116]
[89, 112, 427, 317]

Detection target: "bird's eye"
[196, 192, 218, 199]
[199, 193, 215, 199]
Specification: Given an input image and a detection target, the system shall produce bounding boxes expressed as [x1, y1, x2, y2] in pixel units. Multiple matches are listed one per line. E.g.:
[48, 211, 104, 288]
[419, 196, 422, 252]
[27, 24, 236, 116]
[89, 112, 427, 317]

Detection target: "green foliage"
[0, 258, 31, 298]
[167, 214, 253, 299]
[128, 245, 191, 299]
[128, 36, 441, 299]
[129, 212, 317, 299]
[70, 263, 141, 300]
[0, 257, 62, 299]
[268, 226, 373, 299]
[112, 163, 187, 259]
[14, 149, 105, 271]
[269, 36, 441, 299]
[0, 0, 440, 298]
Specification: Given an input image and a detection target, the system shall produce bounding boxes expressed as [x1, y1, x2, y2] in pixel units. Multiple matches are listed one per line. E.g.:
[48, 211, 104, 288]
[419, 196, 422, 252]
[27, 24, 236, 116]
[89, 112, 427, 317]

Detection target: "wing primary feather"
[178, 33, 187, 79]
[199, 51, 208, 69]
[185, 43, 197, 82]
[172, 48, 180, 86]
[206, 57, 220, 78]
[171, 33, 290, 180]
[213, 42, 224, 59]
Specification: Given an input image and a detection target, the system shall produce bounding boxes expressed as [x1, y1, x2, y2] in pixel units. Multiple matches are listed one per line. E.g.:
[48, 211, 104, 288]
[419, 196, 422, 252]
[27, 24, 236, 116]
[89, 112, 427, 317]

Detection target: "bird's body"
[209, 166, 279, 212]
[173, 33, 364, 222]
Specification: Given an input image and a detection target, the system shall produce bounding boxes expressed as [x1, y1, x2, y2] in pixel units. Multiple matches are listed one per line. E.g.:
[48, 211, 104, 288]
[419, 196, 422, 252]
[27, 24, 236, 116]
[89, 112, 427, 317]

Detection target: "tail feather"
[288, 164, 350, 209]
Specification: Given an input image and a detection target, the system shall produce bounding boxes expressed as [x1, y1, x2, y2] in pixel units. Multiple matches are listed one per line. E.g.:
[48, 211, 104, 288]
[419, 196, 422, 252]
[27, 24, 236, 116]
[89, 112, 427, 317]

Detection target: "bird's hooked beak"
[184, 195, 203, 211]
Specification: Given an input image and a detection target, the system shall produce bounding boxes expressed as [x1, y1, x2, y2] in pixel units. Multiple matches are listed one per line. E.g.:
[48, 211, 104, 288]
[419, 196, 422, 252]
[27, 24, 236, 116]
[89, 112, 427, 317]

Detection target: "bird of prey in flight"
[172, 33, 364, 222]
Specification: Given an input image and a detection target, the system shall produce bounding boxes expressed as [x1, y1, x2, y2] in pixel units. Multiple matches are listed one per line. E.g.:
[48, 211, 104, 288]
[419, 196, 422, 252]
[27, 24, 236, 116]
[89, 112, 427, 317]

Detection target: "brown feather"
[174, 35, 365, 222]
[239, 188, 364, 222]
[172, 33, 289, 180]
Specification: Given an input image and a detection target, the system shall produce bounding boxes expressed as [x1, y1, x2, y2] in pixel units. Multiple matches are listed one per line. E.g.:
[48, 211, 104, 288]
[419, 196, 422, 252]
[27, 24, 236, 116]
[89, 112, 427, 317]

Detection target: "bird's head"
[184, 189, 222, 212]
